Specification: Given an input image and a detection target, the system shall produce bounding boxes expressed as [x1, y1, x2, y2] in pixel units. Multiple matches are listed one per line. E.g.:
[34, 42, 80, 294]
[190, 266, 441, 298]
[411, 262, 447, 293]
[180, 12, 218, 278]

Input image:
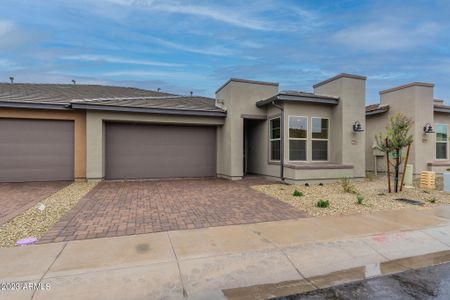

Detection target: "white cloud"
[60, 54, 183, 67]
[0, 58, 18, 69]
[333, 21, 440, 51]
[150, 37, 237, 56]
[147, 2, 268, 31]
[101, 70, 207, 80]
[0, 19, 44, 50]
[98, 0, 287, 31]
[0, 20, 15, 37]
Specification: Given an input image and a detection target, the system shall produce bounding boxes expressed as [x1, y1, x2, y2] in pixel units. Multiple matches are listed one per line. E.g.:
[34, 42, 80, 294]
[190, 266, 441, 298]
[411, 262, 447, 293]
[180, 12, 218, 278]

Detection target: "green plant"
[340, 177, 356, 193]
[375, 113, 414, 193]
[316, 199, 330, 208]
[429, 197, 437, 204]
[422, 190, 430, 194]
[356, 194, 364, 205]
[292, 189, 303, 197]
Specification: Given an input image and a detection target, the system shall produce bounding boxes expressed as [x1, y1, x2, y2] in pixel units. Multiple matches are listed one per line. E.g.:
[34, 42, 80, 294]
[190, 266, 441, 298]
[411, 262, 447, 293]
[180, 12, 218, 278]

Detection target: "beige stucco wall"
[365, 113, 389, 172]
[314, 75, 367, 178]
[85, 110, 225, 180]
[0, 108, 86, 180]
[284, 167, 354, 181]
[215, 80, 278, 179]
[374, 83, 435, 174]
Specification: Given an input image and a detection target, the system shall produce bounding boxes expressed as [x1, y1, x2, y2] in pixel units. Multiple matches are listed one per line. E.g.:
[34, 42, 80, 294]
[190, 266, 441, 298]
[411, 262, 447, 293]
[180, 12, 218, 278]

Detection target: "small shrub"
[316, 199, 330, 208]
[340, 177, 356, 193]
[356, 194, 364, 205]
[422, 190, 430, 194]
[428, 197, 437, 204]
[293, 190, 303, 197]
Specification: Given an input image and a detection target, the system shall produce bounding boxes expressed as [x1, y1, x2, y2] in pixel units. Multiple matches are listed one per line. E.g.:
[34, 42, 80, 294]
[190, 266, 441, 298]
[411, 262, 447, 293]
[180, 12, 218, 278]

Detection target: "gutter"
[70, 103, 227, 117]
[434, 106, 450, 114]
[0, 101, 69, 110]
[271, 101, 285, 182]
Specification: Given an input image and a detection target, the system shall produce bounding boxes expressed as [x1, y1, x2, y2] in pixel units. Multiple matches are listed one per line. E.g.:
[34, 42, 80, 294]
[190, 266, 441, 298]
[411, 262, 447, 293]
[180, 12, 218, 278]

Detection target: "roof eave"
[0, 101, 69, 110]
[366, 108, 389, 116]
[256, 94, 339, 107]
[434, 107, 450, 114]
[70, 103, 227, 117]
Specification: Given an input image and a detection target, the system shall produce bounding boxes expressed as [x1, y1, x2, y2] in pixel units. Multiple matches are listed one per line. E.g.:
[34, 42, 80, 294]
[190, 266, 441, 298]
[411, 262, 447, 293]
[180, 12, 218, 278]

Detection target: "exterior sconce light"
[423, 123, 434, 133]
[353, 121, 364, 132]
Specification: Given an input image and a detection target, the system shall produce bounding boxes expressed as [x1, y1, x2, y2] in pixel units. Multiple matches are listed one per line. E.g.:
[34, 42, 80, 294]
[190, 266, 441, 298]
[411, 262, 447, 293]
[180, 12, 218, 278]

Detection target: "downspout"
[271, 101, 285, 182]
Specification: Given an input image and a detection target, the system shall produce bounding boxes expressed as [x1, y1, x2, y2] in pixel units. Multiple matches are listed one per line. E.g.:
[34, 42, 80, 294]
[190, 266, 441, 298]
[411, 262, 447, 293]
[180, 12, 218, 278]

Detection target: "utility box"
[444, 172, 450, 192]
[404, 164, 413, 187]
[420, 171, 436, 189]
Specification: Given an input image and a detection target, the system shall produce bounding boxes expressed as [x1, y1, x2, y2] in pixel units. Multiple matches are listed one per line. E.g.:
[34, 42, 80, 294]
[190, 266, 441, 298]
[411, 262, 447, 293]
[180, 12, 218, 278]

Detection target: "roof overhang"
[70, 103, 227, 117]
[434, 106, 450, 114]
[366, 109, 389, 116]
[0, 101, 69, 110]
[256, 93, 339, 107]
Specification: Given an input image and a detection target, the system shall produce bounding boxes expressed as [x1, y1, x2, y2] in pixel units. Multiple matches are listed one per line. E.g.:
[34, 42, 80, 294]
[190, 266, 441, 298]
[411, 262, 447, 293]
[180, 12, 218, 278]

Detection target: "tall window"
[436, 124, 448, 160]
[311, 118, 329, 161]
[269, 118, 281, 161]
[289, 116, 307, 161]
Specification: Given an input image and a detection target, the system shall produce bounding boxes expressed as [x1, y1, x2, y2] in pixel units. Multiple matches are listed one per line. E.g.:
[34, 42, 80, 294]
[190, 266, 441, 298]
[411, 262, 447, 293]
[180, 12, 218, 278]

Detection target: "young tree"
[375, 113, 414, 193]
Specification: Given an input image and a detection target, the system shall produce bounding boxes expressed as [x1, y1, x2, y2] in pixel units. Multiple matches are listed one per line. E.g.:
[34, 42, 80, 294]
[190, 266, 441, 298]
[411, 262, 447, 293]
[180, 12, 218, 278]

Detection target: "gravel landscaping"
[253, 175, 450, 217]
[0, 181, 97, 248]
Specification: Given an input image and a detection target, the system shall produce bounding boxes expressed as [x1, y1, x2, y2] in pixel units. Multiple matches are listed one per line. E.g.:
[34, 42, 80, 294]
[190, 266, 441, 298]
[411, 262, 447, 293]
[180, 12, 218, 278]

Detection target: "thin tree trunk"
[386, 138, 391, 193]
[400, 143, 411, 192]
[394, 148, 400, 193]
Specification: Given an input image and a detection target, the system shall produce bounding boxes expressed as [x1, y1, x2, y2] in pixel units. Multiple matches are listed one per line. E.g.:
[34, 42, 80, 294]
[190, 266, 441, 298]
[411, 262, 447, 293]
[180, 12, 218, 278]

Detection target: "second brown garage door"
[105, 123, 217, 179]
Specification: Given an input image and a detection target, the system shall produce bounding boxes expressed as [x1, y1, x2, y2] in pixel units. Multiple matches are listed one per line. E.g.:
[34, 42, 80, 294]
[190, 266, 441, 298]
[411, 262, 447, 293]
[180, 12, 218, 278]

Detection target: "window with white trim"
[436, 124, 448, 160]
[311, 117, 329, 161]
[289, 116, 307, 161]
[269, 118, 281, 161]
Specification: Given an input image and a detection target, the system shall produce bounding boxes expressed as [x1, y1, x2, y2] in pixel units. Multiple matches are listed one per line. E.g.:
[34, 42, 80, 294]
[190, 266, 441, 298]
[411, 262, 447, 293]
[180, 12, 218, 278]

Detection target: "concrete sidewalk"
[0, 206, 449, 300]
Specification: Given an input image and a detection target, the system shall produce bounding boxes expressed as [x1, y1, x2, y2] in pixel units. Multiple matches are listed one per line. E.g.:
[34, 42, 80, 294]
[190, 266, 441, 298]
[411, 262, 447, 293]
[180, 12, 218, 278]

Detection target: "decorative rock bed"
[253, 176, 449, 217]
[0, 182, 97, 248]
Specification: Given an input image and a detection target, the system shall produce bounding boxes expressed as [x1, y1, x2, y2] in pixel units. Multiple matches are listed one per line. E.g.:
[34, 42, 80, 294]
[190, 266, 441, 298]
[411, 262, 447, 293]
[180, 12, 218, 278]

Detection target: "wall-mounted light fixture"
[353, 121, 364, 132]
[423, 123, 434, 133]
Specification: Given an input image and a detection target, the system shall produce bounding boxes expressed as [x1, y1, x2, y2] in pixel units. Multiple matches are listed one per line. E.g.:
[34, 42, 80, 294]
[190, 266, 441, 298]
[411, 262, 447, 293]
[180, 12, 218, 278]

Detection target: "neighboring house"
[0, 83, 224, 182]
[0, 73, 366, 183]
[366, 82, 450, 175]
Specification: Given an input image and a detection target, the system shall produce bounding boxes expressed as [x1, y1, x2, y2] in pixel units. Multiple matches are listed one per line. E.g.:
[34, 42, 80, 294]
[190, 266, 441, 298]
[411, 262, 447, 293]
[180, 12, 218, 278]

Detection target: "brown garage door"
[0, 119, 74, 182]
[105, 123, 216, 180]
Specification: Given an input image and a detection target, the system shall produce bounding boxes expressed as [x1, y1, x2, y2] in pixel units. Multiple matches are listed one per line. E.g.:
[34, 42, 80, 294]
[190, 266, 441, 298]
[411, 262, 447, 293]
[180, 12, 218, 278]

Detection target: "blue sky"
[0, 0, 449, 103]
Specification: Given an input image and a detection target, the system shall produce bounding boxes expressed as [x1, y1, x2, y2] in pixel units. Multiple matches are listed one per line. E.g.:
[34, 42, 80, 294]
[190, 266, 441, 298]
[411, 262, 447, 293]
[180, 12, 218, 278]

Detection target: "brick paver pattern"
[0, 181, 70, 225]
[40, 178, 307, 243]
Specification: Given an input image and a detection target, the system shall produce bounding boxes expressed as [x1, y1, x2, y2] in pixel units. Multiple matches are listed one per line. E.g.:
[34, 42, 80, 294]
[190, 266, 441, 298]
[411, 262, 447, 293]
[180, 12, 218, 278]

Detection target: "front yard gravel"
[253, 176, 450, 217]
[0, 181, 97, 248]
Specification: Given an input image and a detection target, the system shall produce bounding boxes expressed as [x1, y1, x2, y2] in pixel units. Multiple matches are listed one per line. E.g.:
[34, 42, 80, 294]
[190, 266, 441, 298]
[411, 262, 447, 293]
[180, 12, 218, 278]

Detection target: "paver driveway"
[40, 178, 306, 243]
[0, 181, 70, 225]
